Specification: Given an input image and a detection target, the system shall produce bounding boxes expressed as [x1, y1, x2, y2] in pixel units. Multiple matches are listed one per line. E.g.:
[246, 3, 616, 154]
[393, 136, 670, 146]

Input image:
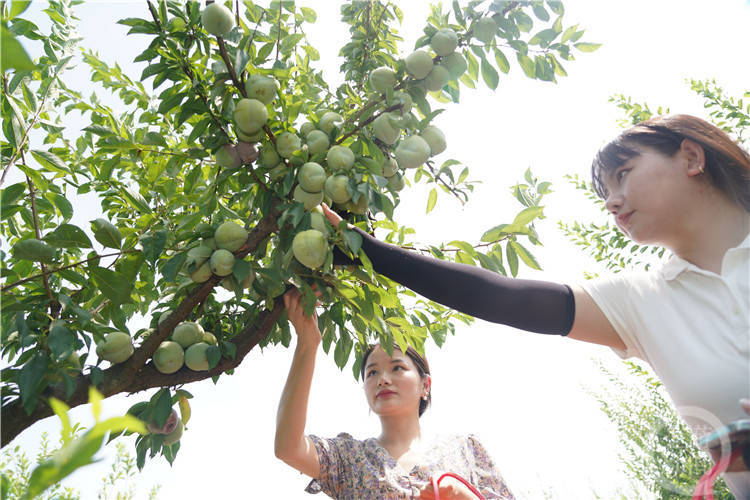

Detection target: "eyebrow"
[365, 358, 407, 370]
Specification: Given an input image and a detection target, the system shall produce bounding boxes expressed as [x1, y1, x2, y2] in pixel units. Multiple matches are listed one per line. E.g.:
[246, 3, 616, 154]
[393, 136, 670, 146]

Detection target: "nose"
[377, 373, 392, 387]
[605, 190, 623, 215]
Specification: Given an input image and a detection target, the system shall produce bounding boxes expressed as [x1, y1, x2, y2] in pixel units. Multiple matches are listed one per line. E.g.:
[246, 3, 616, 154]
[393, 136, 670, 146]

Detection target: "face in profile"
[362, 346, 430, 418]
[603, 145, 697, 245]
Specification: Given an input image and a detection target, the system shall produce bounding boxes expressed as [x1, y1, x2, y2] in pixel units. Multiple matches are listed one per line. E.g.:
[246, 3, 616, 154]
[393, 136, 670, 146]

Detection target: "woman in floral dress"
[275, 288, 515, 499]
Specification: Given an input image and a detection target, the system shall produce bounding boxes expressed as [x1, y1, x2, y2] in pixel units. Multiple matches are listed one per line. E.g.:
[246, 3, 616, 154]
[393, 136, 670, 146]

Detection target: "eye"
[393, 365, 405, 372]
[366, 369, 376, 378]
[616, 168, 630, 182]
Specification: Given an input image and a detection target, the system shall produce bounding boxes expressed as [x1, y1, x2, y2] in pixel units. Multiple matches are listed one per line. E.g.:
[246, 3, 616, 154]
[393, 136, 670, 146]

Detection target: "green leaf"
[120, 187, 152, 213]
[493, 48, 510, 74]
[30, 149, 69, 175]
[89, 266, 133, 305]
[150, 388, 172, 428]
[44, 224, 93, 249]
[10, 1, 32, 18]
[206, 345, 221, 369]
[49, 193, 73, 220]
[48, 321, 76, 362]
[141, 229, 167, 265]
[161, 253, 186, 282]
[511, 206, 544, 226]
[516, 53, 536, 78]
[0, 26, 35, 72]
[91, 219, 122, 249]
[49, 398, 72, 443]
[423, 187, 437, 214]
[510, 240, 541, 270]
[506, 241, 519, 277]
[83, 125, 114, 137]
[334, 331, 353, 370]
[532, 4, 549, 21]
[19, 351, 48, 413]
[480, 57, 499, 90]
[560, 24, 578, 43]
[342, 228, 362, 256]
[574, 42, 602, 52]
[89, 386, 103, 422]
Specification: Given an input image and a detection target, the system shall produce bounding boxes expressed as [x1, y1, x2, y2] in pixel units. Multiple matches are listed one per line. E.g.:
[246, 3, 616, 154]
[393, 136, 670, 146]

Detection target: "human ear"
[680, 138, 706, 177]
[422, 374, 432, 396]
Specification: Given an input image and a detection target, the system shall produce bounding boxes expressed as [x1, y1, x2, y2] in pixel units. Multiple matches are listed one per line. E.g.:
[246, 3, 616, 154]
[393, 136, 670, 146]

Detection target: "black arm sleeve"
[346, 228, 575, 336]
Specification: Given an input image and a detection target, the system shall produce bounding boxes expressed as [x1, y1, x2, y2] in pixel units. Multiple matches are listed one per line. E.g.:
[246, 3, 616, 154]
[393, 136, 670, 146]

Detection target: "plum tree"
[1, 0, 599, 482]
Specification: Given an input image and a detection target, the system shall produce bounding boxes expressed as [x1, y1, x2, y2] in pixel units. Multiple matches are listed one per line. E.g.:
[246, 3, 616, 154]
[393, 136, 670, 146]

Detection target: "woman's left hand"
[418, 475, 477, 500]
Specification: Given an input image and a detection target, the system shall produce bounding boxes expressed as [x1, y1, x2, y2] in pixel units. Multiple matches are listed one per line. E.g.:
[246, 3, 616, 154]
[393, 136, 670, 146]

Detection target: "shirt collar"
[658, 230, 750, 281]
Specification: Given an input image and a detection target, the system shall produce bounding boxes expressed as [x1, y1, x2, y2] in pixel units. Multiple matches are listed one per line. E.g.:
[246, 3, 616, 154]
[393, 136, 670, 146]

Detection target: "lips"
[376, 390, 396, 398]
[617, 211, 634, 229]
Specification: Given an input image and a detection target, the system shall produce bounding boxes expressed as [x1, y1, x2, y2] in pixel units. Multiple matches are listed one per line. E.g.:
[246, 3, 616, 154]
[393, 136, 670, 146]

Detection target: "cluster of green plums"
[184, 220, 255, 292]
[151, 320, 218, 374]
[197, 6, 499, 273]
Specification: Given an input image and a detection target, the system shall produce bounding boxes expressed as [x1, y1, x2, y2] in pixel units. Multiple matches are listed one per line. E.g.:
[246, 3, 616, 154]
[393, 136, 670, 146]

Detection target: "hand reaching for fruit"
[320, 203, 347, 230]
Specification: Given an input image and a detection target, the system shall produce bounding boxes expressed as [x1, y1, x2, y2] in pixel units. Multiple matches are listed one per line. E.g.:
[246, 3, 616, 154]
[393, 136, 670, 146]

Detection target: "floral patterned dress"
[304, 432, 515, 499]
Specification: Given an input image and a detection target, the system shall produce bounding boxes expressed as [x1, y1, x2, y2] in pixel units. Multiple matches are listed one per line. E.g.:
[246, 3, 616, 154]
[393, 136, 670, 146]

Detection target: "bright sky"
[7, 1, 750, 499]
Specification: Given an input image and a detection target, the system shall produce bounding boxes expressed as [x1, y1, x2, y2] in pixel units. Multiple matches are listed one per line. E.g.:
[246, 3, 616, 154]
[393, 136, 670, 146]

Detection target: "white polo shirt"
[581, 232, 749, 495]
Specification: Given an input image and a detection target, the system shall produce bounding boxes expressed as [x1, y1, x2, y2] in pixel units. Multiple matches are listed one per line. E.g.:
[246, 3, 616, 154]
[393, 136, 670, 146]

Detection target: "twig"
[217, 37, 246, 97]
[400, 238, 505, 254]
[354, 2, 372, 94]
[137, 147, 194, 159]
[1, 66, 62, 187]
[23, 163, 58, 316]
[145, 0, 229, 138]
[1, 250, 137, 293]
[424, 160, 466, 202]
[274, 1, 282, 62]
[146, 0, 162, 31]
[336, 103, 402, 145]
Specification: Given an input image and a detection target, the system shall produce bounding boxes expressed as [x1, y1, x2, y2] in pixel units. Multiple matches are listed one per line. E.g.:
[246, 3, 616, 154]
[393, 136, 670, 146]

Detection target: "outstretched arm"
[274, 288, 322, 478]
[322, 205, 625, 349]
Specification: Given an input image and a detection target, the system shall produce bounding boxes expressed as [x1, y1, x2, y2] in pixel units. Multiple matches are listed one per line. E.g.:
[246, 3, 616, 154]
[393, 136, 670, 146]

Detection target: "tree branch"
[217, 37, 246, 98]
[24, 168, 58, 318]
[1, 198, 284, 446]
[336, 103, 402, 145]
[424, 160, 468, 203]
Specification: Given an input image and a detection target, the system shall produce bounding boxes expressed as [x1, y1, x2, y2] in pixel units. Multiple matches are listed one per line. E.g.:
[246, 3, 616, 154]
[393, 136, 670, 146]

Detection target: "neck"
[670, 193, 749, 273]
[377, 413, 422, 450]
